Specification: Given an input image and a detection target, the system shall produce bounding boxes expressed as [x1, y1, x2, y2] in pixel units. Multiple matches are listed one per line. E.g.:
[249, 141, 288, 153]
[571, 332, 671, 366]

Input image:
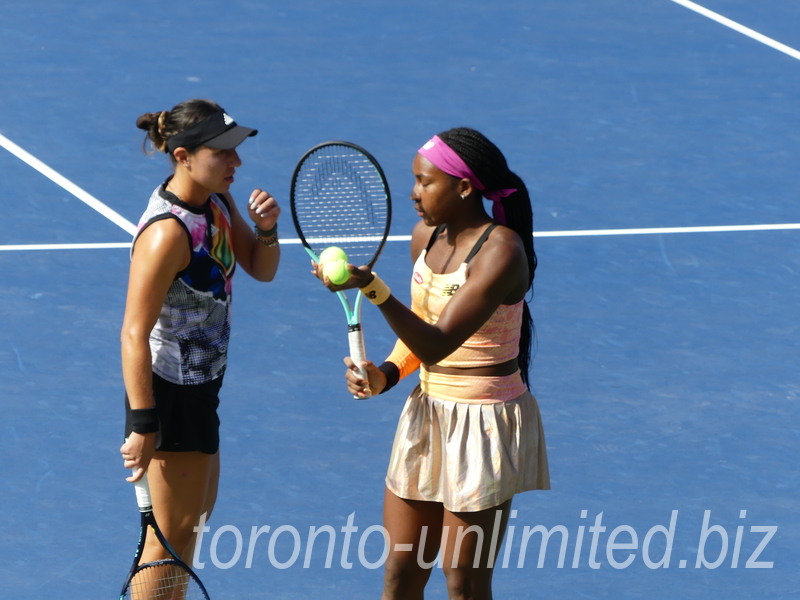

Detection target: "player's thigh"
[382, 488, 444, 594]
[201, 451, 221, 519]
[148, 451, 218, 541]
[440, 499, 512, 598]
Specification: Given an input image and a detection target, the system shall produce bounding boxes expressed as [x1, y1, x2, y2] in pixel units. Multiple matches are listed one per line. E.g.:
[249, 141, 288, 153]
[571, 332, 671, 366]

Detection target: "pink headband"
[418, 135, 516, 224]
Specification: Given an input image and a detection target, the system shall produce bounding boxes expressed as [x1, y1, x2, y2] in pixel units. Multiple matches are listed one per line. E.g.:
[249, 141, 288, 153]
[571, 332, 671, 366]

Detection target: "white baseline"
[670, 0, 800, 61]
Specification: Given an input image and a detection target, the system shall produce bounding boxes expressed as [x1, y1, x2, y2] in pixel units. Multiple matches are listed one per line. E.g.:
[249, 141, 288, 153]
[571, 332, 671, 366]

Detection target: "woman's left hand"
[248, 189, 280, 230]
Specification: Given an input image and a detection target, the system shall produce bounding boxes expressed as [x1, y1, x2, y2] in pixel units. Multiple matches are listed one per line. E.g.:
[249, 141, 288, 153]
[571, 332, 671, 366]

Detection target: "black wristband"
[378, 362, 400, 394]
[130, 407, 159, 434]
[255, 224, 277, 237]
[254, 224, 278, 247]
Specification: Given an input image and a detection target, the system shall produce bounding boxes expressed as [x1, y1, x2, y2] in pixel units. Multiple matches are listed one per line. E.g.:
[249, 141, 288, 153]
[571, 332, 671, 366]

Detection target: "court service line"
[670, 0, 800, 61]
[3, 222, 799, 251]
[0, 133, 138, 235]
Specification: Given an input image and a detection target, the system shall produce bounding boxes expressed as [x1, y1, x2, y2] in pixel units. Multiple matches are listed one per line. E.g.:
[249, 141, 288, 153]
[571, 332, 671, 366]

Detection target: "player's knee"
[443, 567, 467, 599]
[442, 566, 489, 600]
[156, 515, 201, 556]
[383, 553, 429, 597]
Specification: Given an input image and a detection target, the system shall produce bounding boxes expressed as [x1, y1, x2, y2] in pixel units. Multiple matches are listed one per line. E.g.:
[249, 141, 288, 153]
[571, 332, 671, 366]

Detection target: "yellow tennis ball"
[323, 259, 350, 285]
[319, 246, 348, 265]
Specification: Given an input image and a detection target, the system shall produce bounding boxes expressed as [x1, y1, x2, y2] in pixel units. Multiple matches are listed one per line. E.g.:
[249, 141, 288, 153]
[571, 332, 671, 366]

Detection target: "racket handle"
[348, 324, 371, 400]
[133, 471, 153, 511]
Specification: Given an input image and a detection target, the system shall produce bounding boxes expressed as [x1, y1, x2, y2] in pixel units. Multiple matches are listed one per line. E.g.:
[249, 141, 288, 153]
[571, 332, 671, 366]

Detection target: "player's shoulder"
[488, 222, 525, 250]
[474, 223, 526, 267]
[410, 220, 437, 260]
[133, 215, 189, 256]
[131, 216, 191, 275]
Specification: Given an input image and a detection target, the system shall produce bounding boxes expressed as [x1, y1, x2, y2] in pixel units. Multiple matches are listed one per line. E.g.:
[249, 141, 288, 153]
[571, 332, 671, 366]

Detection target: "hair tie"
[157, 111, 168, 134]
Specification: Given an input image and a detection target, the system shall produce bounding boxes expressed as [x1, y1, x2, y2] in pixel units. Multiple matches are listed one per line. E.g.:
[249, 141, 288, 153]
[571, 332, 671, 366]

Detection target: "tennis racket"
[290, 141, 392, 399]
[119, 472, 210, 600]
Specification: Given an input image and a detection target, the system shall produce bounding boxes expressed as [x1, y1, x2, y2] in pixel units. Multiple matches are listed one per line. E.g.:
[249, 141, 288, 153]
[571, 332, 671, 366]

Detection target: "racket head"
[122, 558, 210, 600]
[290, 141, 392, 269]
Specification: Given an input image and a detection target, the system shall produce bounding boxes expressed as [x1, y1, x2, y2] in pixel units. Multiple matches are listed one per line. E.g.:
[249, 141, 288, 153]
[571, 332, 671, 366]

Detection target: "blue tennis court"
[1, 1, 798, 598]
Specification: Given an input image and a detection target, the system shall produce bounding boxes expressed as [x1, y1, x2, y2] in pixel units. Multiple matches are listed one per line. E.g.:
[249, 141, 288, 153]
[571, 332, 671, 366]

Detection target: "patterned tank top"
[132, 181, 236, 385]
[411, 224, 523, 368]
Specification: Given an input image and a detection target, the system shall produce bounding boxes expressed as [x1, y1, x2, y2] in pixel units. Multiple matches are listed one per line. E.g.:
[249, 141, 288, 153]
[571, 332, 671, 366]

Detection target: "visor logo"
[223, 113, 234, 126]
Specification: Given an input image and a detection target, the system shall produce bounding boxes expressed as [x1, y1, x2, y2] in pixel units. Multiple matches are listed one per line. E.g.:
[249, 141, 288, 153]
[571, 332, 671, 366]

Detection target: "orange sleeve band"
[386, 338, 421, 380]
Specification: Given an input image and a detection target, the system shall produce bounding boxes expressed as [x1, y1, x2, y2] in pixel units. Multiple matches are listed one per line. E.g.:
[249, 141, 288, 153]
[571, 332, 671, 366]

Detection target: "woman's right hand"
[121, 432, 157, 482]
[344, 356, 387, 398]
[312, 261, 374, 293]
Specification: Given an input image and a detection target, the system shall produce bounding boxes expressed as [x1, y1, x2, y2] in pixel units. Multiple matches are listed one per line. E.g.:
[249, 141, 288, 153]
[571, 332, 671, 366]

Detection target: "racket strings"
[125, 562, 206, 600]
[293, 146, 389, 266]
[298, 155, 383, 219]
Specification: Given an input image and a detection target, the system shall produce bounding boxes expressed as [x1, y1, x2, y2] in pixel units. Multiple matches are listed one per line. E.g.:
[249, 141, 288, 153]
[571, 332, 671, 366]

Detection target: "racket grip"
[133, 471, 153, 511]
[347, 324, 371, 400]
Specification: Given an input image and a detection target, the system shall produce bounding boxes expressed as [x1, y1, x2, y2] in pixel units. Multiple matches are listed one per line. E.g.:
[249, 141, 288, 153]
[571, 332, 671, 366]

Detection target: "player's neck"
[167, 171, 211, 207]
[443, 209, 493, 243]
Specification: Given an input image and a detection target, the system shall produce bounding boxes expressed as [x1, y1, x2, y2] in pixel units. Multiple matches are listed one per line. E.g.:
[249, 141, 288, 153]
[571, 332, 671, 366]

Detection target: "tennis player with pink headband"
[318, 128, 549, 599]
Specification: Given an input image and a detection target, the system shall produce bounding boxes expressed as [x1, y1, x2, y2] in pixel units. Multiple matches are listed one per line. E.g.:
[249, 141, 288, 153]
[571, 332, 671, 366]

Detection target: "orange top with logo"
[411, 249, 523, 368]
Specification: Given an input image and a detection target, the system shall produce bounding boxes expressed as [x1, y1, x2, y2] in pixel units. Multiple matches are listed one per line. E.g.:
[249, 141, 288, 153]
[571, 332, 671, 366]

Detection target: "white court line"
[533, 222, 800, 237]
[0, 243, 132, 252]
[670, 0, 800, 61]
[0, 132, 138, 235]
[3, 223, 799, 251]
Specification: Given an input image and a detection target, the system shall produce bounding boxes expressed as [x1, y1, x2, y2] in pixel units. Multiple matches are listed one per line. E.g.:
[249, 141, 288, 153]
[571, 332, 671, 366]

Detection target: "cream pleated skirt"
[385, 385, 550, 513]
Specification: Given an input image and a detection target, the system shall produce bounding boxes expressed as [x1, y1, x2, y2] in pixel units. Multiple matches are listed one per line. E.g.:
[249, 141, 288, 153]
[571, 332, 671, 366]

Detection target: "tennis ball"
[324, 259, 350, 285]
[319, 246, 348, 265]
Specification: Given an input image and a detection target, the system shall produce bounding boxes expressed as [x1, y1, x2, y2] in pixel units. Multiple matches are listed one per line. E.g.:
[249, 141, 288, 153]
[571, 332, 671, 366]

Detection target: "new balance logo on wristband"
[367, 291, 378, 299]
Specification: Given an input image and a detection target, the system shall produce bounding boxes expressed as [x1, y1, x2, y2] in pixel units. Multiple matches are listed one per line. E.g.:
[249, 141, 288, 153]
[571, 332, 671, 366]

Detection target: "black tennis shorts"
[124, 372, 223, 454]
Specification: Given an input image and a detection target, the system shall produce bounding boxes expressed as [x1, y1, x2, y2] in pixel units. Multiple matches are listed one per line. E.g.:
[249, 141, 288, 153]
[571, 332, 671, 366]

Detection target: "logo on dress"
[413, 272, 423, 284]
[442, 284, 460, 296]
[223, 113, 234, 126]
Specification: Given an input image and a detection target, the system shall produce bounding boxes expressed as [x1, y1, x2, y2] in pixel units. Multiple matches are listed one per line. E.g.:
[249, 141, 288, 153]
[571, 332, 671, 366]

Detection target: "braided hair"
[438, 127, 537, 388]
[135, 99, 222, 162]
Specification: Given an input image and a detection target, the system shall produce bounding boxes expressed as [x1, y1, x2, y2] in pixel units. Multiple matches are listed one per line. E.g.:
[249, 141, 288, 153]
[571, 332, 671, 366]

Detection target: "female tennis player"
[317, 128, 549, 599]
[119, 99, 281, 565]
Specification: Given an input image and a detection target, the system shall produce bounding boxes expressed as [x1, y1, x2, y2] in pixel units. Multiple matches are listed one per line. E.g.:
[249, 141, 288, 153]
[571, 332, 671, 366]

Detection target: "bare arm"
[227, 189, 281, 281]
[319, 220, 528, 367]
[120, 219, 189, 481]
[378, 230, 526, 365]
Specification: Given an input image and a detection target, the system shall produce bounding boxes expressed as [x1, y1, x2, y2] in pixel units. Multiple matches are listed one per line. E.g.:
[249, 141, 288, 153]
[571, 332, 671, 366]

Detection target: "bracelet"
[130, 407, 159, 434]
[254, 224, 278, 247]
[360, 272, 391, 305]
